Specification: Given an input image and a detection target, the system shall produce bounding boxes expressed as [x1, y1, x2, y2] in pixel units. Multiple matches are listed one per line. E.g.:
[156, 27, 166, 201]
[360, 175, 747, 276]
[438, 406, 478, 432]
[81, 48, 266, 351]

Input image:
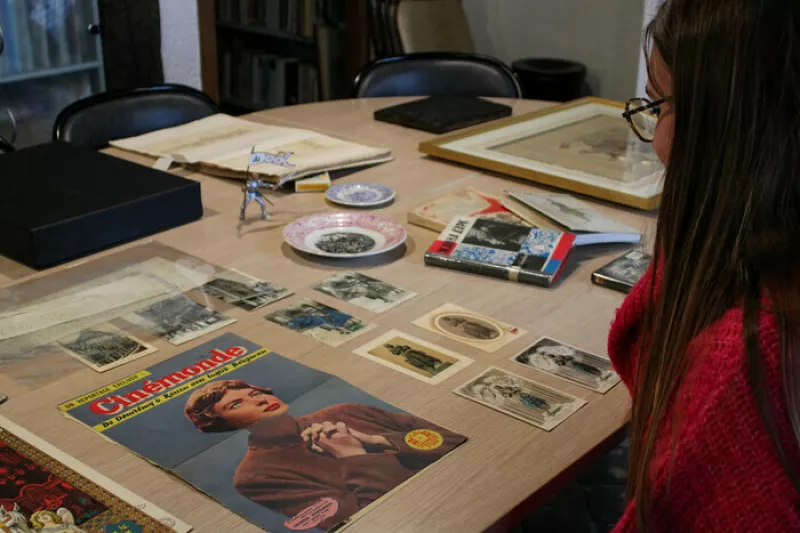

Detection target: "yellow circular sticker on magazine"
[405, 429, 443, 451]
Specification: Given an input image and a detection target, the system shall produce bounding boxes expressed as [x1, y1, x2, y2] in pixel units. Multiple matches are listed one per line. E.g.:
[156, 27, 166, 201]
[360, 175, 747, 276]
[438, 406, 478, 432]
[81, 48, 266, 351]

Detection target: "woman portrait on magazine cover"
[184, 379, 464, 530]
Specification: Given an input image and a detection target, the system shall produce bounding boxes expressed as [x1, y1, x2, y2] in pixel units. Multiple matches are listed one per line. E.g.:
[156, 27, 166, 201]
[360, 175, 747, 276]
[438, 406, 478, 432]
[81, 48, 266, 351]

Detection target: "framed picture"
[419, 97, 664, 210]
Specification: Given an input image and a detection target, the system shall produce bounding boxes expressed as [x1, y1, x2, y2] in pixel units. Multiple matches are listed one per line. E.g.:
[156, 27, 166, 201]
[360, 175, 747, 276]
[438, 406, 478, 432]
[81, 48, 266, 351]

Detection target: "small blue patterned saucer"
[325, 182, 396, 207]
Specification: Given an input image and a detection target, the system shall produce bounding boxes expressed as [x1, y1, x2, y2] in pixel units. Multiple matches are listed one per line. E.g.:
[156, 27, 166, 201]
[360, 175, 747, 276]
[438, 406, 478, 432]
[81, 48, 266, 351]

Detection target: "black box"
[0, 142, 203, 269]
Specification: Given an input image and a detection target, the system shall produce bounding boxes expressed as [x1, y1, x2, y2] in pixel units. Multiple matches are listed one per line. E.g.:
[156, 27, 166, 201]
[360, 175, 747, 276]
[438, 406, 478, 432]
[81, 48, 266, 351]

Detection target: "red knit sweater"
[608, 265, 800, 532]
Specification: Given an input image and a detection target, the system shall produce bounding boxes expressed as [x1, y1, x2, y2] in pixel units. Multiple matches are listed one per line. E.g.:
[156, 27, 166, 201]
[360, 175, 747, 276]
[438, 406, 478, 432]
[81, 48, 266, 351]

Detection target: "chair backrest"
[354, 53, 522, 98]
[53, 84, 219, 150]
[396, 0, 475, 54]
[0, 136, 14, 154]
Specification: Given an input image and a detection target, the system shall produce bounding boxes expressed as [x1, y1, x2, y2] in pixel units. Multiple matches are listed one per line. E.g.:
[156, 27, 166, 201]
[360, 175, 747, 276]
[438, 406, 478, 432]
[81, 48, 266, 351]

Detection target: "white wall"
[462, 0, 645, 101]
[636, 0, 663, 96]
[159, 0, 203, 89]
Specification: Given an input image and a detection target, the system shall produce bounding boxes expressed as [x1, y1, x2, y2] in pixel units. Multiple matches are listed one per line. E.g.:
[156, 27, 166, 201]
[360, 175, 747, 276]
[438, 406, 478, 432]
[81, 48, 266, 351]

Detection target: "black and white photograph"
[461, 218, 530, 252]
[512, 337, 620, 393]
[412, 303, 526, 353]
[313, 272, 417, 313]
[199, 269, 292, 311]
[314, 232, 376, 254]
[453, 366, 586, 431]
[56, 323, 157, 372]
[126, 295, 237, 346]
[592, 249, 652, 293]
[508, 191, 639, 234]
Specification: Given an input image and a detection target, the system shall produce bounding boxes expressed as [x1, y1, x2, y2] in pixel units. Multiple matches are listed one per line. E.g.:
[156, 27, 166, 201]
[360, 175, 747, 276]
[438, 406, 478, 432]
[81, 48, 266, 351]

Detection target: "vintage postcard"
[56, 323, 157, 372]
[353, 330, 473, 384]
[412, 303, 526, 353]
[453, 366, 587, 431]
[0, 415, 190, 532]
[126, 294, 237, 346]
[199, 269, 292, 311]
[512, 337, 620, 393]
[264, 299, 376, 347]
[313, 272, 417, 313]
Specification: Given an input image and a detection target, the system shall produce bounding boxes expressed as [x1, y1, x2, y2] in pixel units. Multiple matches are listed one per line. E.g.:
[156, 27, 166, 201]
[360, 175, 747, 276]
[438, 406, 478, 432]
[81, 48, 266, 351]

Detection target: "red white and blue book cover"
[425, 216, 576, 287]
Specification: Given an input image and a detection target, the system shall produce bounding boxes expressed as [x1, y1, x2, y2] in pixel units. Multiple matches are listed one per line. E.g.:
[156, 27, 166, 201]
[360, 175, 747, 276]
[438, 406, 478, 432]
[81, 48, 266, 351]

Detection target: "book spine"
[424, 252, 553, 287]
[590, 272, 632, 293]
[0, 1, 19, 74]
[266, 0, 280, 30]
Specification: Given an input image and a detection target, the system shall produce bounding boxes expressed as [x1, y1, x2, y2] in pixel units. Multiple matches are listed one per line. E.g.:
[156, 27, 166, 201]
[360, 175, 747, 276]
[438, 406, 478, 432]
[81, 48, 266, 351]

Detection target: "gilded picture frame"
[418, 97, 664, 210]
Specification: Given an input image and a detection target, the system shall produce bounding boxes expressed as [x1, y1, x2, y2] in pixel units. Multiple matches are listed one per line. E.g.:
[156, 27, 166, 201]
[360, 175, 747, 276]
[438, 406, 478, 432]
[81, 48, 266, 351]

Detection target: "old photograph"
[56, 323, 157, 372]
[313, 272, 417, 313]
[594, 250, 652, 291]
[461, 218, 531, 252]
[126, 294, 237, 346]
[353, 330, 473, 384]
[264, 299, 376, 347]
[412, 303, 526, 353]
[453, 366, 587, 431]
[512, 337, 620, 393]
[199, 269, 292, 311]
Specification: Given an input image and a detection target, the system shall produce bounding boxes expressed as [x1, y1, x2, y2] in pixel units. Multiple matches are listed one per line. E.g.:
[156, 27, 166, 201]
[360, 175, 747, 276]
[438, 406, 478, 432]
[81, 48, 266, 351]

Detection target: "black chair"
[53, 84, 219, 150]
[354, 52, 523, 98]
[0, 136, 14, 154]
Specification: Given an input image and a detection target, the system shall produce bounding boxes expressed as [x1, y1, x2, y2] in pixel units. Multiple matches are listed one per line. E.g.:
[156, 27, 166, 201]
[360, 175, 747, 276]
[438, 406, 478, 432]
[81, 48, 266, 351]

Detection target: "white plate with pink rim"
[283, 212, 408, 258]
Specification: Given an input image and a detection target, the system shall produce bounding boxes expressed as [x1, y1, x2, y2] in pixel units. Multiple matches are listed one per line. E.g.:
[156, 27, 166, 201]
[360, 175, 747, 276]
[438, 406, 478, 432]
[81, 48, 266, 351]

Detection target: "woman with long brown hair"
[610, 0, 800, 531]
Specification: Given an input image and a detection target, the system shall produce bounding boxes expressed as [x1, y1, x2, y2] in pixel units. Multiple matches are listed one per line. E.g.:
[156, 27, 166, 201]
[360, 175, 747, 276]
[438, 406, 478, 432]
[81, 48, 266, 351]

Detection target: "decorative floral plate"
[325, 182, 396, 207]
[283, 212, 408, 258]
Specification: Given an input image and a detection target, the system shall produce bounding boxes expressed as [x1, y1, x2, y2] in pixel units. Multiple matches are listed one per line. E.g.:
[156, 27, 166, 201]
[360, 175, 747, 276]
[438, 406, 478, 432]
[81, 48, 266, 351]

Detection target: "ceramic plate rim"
[325, 182, 396, 207]
[283, 213, 407, 258]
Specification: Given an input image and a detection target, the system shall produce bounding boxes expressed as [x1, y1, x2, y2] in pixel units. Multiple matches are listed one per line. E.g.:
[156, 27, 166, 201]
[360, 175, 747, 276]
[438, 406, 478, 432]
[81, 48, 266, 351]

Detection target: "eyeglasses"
[622, 97, 668, 143]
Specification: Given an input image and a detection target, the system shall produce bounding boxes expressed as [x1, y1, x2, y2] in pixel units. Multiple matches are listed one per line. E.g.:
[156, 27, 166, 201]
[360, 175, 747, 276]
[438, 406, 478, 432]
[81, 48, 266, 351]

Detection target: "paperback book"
[506, 190, 641, 246]
[424, 216, 576, 287]
[408, 188, 526, 232]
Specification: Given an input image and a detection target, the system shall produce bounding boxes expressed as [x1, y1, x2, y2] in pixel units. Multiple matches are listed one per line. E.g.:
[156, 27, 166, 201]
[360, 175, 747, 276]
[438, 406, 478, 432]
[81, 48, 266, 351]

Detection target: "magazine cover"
[0, 415, 190, 533]
[424, 216, 576, 287]
[59, 333, 467, 533]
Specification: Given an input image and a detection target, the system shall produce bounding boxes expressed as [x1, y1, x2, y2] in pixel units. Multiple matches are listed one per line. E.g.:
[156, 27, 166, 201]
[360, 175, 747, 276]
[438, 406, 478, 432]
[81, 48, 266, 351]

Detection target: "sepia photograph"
[199, 269, 292, 311]
[412, 303, 526, 353]
[313, 272, 417, 313]
[126, 295, 237, 346]
[264, 299, 376, 347]
[461, 218, 531, 252]
[353, 330, 473, 384]
[453, 366, 587, 431]
[56, 323, 157, 372]
[490, 114, 662, 184]
[512, 337, 620, 393]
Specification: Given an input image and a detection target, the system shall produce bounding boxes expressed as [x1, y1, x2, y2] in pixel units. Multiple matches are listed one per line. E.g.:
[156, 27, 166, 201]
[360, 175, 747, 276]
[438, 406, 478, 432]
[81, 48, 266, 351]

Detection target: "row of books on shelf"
[217, 0, 317, 39]
[221, 50, 319, 109]
[0, 0, 97, 77]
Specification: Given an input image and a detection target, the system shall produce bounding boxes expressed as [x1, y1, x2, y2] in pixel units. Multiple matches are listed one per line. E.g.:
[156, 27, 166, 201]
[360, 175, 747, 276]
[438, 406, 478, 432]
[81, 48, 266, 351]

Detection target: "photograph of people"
[184, 379, 465, 530]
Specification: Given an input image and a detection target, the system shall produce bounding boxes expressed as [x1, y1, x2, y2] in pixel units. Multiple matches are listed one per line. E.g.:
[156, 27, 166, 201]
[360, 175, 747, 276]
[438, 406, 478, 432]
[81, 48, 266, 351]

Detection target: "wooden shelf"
[0, 61, 102, 86]
[216, 20, 315, 45]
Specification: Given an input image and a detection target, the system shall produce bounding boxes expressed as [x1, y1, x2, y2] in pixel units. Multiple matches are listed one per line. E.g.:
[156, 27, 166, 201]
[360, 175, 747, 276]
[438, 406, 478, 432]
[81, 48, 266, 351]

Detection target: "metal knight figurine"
[239, 147, 296, 220]
[240, 178, 278, 220]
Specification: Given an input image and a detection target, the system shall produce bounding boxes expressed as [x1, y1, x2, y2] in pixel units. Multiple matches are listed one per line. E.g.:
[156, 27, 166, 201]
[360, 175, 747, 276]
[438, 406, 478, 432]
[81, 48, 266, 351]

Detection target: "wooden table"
[0, 98, 651, 533]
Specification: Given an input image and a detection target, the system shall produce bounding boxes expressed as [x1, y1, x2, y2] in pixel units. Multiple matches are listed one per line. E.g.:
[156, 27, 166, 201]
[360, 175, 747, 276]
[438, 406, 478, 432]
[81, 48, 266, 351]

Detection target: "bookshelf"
[0, 0, 105, 148]
[197, 0, 369, 115]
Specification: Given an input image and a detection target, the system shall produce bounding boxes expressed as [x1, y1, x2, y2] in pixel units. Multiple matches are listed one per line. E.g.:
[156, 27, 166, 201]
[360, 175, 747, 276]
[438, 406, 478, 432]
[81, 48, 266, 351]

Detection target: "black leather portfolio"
[373, 96, 513, 134]
[0, 141, 203, 269]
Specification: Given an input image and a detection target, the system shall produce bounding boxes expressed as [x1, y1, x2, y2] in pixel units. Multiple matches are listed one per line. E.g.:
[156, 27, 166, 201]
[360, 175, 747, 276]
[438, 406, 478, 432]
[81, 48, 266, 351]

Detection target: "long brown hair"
[631, 0, 800, 530]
